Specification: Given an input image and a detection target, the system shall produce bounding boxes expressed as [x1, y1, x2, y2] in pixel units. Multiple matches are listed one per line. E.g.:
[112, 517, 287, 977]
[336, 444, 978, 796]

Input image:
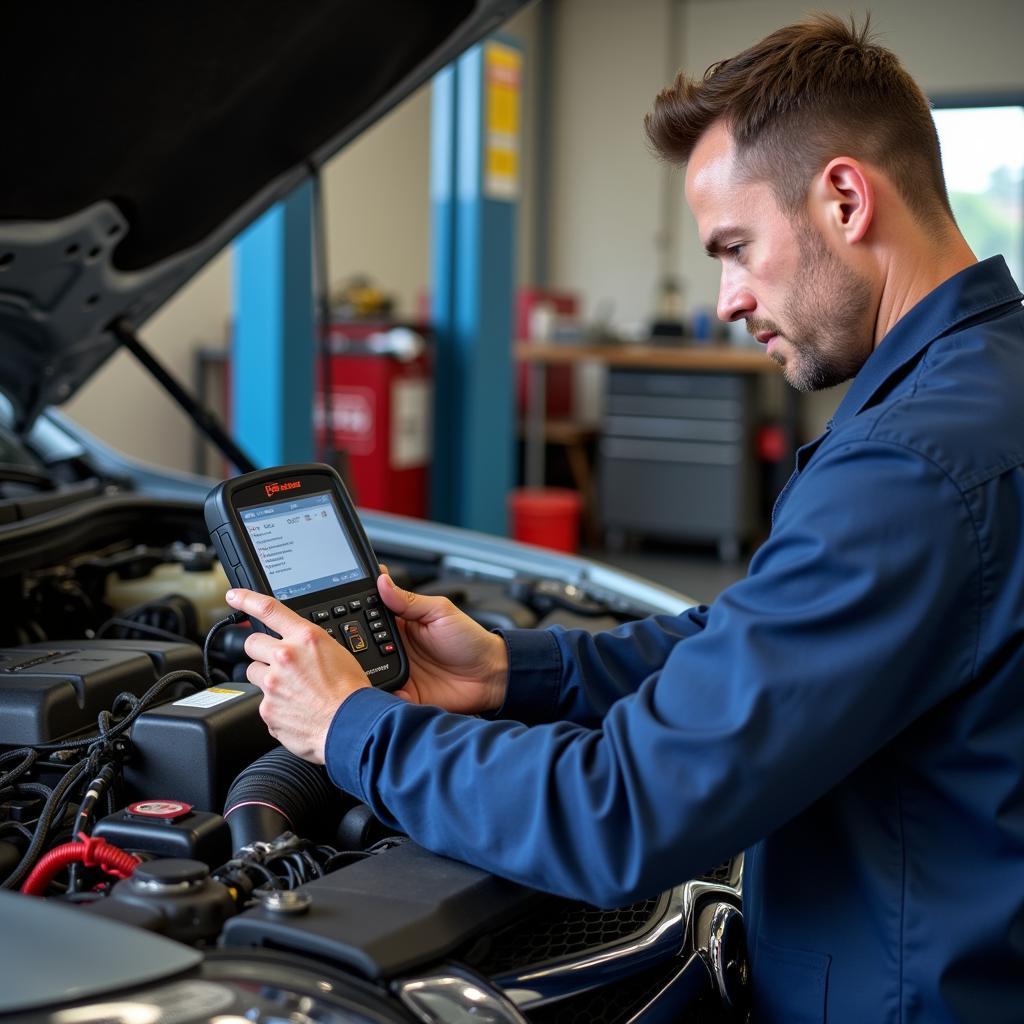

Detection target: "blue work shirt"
[327, 256, 1024, 1023]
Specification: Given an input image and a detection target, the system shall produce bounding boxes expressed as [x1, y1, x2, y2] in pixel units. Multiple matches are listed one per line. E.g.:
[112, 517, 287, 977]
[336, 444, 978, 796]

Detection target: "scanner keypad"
[300, 588, 399, 682]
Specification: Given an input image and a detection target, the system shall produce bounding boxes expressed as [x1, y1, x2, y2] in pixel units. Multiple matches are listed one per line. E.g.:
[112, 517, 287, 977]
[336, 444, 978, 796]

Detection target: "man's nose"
[717, 273, 755, 323]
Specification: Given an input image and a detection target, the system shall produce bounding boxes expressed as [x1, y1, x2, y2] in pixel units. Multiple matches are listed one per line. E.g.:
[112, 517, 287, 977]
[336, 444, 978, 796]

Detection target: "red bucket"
[509, 487, 582, 553]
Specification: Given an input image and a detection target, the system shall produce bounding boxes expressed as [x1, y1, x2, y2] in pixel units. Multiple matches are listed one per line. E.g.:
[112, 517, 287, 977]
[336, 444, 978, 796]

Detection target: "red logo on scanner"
[264, 480, 302, 498]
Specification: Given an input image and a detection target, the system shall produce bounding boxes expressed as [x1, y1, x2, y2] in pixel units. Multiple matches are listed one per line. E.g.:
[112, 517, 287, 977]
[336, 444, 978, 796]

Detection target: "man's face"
[684, 123, 875, 392]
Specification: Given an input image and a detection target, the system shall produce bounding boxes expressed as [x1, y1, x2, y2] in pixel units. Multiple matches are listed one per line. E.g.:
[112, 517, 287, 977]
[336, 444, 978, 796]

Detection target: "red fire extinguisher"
[314, 323, 432, 519]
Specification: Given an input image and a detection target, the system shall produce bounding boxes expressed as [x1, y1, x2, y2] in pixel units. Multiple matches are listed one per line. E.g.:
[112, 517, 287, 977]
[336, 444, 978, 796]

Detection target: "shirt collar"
[830, 255, 1023, 429]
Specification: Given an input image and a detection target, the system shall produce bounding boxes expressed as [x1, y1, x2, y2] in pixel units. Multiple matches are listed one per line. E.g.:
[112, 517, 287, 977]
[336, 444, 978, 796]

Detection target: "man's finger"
[246, 659, 268, 690]
[244, 630, 278, 666]
[226, 588, 308, 636]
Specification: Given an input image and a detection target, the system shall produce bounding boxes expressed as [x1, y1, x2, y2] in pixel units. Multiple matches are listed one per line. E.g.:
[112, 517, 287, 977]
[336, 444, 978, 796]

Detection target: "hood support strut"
[112, 319, 257, 476]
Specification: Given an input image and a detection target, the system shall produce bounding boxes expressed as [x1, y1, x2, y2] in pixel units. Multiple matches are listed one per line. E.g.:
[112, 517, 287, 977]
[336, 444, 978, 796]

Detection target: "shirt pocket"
[753, 936, 831, 1024]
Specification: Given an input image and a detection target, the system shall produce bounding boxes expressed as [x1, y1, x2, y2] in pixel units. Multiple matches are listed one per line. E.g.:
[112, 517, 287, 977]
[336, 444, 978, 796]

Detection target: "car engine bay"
[0, 447, 746, 1023]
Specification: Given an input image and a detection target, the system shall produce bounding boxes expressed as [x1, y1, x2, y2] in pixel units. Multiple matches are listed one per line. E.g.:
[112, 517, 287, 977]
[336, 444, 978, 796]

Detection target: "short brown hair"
[645, 14, 952, 231]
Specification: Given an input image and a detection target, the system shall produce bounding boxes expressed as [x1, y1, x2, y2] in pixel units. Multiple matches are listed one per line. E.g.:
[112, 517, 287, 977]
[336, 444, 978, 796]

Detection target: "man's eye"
[726, 244, 745, 260]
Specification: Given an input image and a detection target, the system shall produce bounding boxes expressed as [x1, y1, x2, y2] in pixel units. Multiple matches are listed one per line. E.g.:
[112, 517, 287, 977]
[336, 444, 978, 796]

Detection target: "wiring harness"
[0, 668, 207, 892]
[0, 600, 253, 893]
[213, 831, 408, 902]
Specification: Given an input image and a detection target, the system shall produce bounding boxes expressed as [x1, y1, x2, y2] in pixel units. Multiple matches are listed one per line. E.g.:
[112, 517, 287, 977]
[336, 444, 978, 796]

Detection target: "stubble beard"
[756, 223, 875, 393]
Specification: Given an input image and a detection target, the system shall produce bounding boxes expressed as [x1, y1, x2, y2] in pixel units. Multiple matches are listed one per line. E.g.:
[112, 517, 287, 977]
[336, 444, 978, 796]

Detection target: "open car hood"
[0, 1, 526, 431]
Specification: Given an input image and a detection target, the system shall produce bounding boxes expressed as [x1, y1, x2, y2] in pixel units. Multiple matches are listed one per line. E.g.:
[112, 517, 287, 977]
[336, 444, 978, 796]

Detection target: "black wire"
[94, 594, 197, 642]
[0, 748, 37, 790]
[323, 850, 371, 871]
[246, 862, 282, 891]
[95, 618, 188, 643]
[0, 747, 37, 766]
[2, 669, 205, 891]
[366, 835, 408, 854]
[0, 821, 33, 842]
[2, 757, 92, 890]
[24, 670, 208, 753]
[155, 603, 188, 637]
[9, 781, 52, 803]
[68, 763, 118, 894]
[72, 763, 117, 838]
[290, 852, 313, 883]
[300, 851, 323, 879]
[203, 612, 247, 686]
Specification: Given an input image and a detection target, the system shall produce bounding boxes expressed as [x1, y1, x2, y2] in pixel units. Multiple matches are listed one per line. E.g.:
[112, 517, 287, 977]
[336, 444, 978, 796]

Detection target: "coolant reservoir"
[105, 561, 232, 632]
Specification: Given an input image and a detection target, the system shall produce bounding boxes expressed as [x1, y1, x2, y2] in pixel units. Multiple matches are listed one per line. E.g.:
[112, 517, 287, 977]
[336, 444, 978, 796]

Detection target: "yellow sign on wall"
[484, 41, 522, 200]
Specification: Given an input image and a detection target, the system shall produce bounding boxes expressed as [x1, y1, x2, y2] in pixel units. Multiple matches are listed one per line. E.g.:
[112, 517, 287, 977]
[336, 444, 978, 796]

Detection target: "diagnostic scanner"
[204, 464, 407, 692]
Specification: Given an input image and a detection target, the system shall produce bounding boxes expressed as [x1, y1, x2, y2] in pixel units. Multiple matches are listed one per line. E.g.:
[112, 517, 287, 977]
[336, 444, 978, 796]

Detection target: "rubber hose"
[21, 836, 139, 896]
[223, 747, 350, 852]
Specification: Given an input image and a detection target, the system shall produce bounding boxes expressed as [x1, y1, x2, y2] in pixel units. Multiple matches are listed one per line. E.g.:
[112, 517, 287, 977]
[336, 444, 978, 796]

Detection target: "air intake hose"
[224, 747, 350, 851]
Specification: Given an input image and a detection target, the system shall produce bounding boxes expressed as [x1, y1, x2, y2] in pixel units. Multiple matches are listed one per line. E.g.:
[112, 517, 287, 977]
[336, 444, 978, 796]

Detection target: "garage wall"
[64, 5, 540, 474]
[546, 0, 1024, 429]
[547, 0, 682, 333]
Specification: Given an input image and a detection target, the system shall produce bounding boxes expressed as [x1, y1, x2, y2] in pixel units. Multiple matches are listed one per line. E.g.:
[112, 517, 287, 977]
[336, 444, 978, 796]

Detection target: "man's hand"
[225, 588, 371, 764]
[377, 573, 509, 715]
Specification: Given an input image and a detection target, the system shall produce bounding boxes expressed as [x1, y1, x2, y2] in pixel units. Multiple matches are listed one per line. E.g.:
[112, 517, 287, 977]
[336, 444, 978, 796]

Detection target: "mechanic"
[226, 15, 1024, 1023]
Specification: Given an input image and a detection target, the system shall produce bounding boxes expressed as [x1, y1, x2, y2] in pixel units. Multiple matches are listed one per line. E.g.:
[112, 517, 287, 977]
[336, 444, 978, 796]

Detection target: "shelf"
[514, 341, 778, 374]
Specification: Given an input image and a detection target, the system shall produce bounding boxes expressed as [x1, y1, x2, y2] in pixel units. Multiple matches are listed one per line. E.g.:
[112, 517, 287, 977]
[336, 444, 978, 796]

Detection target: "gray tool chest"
[598, 368, 757, 561]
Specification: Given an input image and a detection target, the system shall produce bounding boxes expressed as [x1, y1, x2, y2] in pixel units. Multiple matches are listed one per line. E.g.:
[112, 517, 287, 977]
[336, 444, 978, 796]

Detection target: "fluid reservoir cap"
[127, 799, 193, 821]
[256, 888, 312, 915]
[131, 858, 209, 894]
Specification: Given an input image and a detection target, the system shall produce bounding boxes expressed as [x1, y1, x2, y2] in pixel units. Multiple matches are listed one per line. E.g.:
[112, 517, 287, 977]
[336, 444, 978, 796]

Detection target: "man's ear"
[813, 157, 874, 245]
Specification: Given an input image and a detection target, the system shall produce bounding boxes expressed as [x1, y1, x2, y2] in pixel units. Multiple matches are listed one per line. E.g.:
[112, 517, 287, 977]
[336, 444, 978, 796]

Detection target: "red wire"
[20, 833, 140, 896]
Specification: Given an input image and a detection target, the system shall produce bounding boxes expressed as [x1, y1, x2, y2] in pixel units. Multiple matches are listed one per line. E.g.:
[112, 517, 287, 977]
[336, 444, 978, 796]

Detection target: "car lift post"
[430, 36, 523, 534]
[232, 181, 316, 469]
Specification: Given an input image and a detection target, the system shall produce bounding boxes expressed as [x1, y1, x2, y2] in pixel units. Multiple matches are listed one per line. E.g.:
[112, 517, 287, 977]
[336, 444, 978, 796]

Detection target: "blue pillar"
[232, 181, 315, 469]
[430, 38, 522, 535]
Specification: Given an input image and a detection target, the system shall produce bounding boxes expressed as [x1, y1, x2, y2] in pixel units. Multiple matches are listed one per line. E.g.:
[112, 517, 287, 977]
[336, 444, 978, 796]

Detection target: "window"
[932, 104, 1024, 285]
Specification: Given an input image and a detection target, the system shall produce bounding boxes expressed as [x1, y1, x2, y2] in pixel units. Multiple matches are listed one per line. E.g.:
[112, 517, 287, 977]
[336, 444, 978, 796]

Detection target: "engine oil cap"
[256, 888, 312, 915]
[127, 799, 193, 821]
[131, 858, 209, 894]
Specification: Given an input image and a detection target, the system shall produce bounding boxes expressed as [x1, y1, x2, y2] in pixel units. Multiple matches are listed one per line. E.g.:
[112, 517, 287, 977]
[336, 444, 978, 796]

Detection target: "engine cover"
[126, 682, 274, 812]
[0, 641, 200, 746]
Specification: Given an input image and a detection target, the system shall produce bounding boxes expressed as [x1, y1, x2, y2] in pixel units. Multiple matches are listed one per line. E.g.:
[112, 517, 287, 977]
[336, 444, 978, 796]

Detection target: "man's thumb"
[379, 573, 447, 625]
[377, 572, 423, 618]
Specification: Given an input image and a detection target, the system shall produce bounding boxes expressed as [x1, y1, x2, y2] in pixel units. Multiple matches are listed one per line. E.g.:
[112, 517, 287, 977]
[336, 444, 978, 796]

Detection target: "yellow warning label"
[484, 42, 522, 200]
